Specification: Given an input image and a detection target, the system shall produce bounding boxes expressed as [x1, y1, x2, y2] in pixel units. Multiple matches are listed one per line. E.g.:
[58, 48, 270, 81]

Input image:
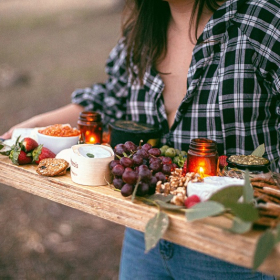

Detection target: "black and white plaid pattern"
[72, 0, 280, 172]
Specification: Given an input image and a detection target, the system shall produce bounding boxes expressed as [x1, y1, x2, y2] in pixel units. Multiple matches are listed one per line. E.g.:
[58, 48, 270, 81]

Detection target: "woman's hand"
[0, 116, 39, 139]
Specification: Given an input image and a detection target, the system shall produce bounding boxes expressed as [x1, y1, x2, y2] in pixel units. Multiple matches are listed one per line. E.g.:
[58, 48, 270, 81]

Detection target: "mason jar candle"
[77, 111, 103, 144]
[187, 138, 219, 176]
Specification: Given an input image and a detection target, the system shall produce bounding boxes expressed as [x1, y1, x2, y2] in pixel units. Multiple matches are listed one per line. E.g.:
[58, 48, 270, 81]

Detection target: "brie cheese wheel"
[77, 145, 112, 158]
[187, 176, 245, 202]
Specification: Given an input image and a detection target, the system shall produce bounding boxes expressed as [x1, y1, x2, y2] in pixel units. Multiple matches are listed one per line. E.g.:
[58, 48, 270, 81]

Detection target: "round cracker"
[36, 158, 69, 176]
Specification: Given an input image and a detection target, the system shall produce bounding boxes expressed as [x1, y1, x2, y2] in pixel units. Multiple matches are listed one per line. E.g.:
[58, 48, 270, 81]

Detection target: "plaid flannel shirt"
[72, 0, 280, 172]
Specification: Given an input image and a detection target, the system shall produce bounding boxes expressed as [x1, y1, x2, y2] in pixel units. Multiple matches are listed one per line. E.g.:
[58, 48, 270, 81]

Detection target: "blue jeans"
[119, 228, 275, 280]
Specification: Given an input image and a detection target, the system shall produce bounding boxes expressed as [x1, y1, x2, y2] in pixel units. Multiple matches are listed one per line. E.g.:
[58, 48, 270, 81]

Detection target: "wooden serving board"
[0, 154, 279, 276]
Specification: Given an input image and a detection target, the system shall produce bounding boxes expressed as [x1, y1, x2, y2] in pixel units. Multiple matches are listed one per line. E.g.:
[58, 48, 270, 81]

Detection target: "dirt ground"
[0, 1, 125, 279]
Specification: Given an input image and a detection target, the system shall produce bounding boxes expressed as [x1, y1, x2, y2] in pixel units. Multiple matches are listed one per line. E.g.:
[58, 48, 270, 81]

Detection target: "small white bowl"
[36, 131, 79, 155]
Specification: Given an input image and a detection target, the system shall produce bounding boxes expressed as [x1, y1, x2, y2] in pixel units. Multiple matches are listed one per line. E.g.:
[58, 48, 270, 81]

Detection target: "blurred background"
[0, 1, 125, 279]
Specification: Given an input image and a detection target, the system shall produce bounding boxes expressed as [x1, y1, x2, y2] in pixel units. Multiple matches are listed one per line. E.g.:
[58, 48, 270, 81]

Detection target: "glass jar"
[77, 111, 103, 144]
[187, 138, 219, 176]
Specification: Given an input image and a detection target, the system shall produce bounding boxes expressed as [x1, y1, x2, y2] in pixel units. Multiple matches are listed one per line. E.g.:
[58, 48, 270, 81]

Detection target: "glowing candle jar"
[187, 138, 218, 176]
[77, 111, 103, 144]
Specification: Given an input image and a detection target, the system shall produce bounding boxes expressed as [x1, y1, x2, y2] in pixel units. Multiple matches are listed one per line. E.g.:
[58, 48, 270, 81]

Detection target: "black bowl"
[226, 155, 270, 172]
[109, 120, 162, 148]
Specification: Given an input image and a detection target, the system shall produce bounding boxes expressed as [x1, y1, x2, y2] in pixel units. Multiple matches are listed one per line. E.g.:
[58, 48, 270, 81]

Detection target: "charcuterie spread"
[1, 126, 280, 271]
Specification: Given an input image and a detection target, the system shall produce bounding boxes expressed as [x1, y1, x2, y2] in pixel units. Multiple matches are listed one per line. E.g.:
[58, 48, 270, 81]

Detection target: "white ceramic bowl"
[36, 131, 80, 155]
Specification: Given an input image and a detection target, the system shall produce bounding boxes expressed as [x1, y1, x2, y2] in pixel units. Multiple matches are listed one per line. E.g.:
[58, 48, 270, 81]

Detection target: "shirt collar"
[197, 0, 247, 44]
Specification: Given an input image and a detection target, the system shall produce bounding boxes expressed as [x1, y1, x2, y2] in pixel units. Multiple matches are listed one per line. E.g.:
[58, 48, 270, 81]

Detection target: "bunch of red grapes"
[109, 141, 178, 197]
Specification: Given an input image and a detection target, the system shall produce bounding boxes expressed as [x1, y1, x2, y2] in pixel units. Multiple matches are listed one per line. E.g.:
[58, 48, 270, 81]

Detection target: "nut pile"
[155, 168, 203, 206]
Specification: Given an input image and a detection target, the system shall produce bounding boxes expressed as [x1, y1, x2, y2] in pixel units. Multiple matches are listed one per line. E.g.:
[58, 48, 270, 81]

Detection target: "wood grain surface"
[0, 154, 279, 276]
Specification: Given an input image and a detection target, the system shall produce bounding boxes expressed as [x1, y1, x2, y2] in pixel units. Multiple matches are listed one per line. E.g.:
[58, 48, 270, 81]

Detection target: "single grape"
[148, 148, 161, 157]
[148, 176, 157, 194]
[132, 154, 143, 166]
[109, 160, 120, 170]
[114, 144, 127, 157]
[136, 182, 150, 196]
[175, 149, 181, 156]
[149, 175, 157, 187]
[149, 161, 162, 173]
[155, 172, 166, 183]
[120, 157, 134, 168]
[113, 178, 124, 190]
[121, 184, 134, 197]
[124, 141, 137, 153]
[138, 165, 152, 182]
[173, 156, 180, 165]
[136, 148, 149, 159]
[162, 164, 172, 175]
[161, 156, 172, 165]
[142, 143, 152, 151]
[122, 168, 138, 185]
[111, 164, 125, 177]
[165, 148, 176, 158]
[149, 157, 161, 164]
[160, 145, 169, 155]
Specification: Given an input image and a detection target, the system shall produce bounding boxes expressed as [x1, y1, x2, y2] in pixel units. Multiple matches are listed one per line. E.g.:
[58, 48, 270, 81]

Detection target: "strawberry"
[9, 149, 32, 165]
[20, 137, 38, 152]
[218, 155, 228, 170]
[184, 195, 201, 208]
[32, 145, 56, 164]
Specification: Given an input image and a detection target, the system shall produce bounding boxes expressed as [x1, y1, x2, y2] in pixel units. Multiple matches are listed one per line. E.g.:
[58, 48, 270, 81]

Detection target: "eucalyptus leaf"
[243, 170, 254, 203]
[185, 201, 225, 222]
[226, 202, 259, 222]
[251, 144, 265, 157]
[145, 211, 169, 252]
[275, 224, 280, 243]
[253, 230, 275, 270]
[229, 217, 252, 234]
[209, 185, 243, 205]
[131, 176, 141, 203]
[147, 194, 173, 203]
[155, 200, 184, 211]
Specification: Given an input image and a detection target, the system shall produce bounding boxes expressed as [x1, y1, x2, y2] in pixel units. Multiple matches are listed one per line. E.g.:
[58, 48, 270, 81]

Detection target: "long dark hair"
[122, 0, 222, 81]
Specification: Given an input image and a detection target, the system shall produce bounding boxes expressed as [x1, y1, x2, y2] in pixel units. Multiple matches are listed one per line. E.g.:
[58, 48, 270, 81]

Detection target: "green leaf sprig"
[253, 224, 280, 270]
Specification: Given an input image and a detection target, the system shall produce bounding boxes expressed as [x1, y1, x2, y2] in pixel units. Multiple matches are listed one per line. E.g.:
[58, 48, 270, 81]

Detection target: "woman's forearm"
[1, 103, 84, 139]
[33, 104, 84, 128]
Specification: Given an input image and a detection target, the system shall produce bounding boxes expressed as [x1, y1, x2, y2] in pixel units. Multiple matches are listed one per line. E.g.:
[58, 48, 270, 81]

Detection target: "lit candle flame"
[199, 167, 205, 178]
[89, 136, 96, 143]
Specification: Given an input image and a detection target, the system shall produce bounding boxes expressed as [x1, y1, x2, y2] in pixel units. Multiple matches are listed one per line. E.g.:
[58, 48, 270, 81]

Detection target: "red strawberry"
[18, 150, 33, 165]
[9, 149, 32, 165]
[184, 195, 201, 208]
[20, 137, 38, 152]
[218, 155, 228, 170]
[32, 145, 56, 164]
[182, 159, 188, 176]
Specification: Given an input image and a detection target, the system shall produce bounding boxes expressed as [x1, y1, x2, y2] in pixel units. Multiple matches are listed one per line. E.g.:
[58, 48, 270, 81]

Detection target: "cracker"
[36, 158, 69, 177]
[251, 182, 279, 189]
[251, 175, 276, 185]
[255, 217, 279, 227]
[254, 190, 280, 204]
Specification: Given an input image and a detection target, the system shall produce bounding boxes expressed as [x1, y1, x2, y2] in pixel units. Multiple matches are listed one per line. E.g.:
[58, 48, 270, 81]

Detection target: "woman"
[1, 0, 279, 278]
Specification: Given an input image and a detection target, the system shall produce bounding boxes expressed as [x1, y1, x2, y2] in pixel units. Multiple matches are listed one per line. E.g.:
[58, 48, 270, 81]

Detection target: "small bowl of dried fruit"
[36, 124, 80, 154]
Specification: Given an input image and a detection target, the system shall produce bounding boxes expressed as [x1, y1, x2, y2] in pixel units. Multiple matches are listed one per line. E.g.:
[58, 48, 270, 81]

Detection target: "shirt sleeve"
[71, 37, 128, 126]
